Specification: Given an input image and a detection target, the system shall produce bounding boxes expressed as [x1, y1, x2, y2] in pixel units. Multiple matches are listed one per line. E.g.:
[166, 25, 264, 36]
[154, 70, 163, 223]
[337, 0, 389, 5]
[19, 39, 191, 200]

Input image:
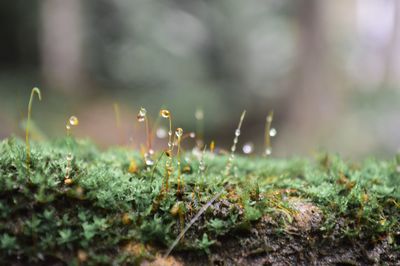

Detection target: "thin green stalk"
[264, 110, 274, 156]
[25, 87, 42, 170]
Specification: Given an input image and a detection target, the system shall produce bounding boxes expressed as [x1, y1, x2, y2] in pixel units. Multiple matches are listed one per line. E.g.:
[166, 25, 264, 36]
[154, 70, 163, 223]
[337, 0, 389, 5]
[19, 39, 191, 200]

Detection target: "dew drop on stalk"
[265, 148, 272, 155]
[66, 124, 71, 131]
[242, 142, 254, 154]
[137, 107, 147, 122]
[145, 158, 154, 166]
[66, 153, 73, 161]
[269, 128, 277, 137]
[175, 128, 183, 138]
[235, 129, 241, 137]
[189, 132, 196, 138]
[69, 116, 79, 126]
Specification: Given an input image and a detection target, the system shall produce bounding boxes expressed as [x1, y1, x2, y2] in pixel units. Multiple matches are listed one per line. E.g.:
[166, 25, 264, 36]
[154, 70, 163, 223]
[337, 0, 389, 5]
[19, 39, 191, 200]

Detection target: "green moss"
[0, 137, 399, 264]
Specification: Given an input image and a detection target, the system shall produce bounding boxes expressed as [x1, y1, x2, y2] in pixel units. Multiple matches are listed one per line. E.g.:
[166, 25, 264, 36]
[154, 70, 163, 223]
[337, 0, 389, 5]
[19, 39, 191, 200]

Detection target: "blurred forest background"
[1, 0, 400, 158]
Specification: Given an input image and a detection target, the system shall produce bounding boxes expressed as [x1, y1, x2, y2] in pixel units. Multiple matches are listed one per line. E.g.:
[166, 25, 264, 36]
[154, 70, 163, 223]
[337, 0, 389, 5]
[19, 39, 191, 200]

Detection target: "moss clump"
[0, 137, 399, 265]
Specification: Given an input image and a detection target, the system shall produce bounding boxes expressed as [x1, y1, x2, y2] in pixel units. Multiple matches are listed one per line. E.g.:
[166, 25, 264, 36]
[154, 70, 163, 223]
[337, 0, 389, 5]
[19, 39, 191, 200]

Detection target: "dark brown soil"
[171, 200, 400, 266]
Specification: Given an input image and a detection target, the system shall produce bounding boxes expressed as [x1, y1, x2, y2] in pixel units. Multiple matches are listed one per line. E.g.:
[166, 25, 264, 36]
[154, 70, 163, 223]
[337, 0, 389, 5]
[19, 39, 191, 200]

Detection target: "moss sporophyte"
[3, 91, 399, 265]
[64, 115, 79, 185]
[25, 87, 41, 171]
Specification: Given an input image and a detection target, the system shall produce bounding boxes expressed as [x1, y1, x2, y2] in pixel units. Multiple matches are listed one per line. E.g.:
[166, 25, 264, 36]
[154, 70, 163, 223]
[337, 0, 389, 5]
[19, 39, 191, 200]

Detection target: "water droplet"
[69, 116, 79, 126]
[195, 109, 204, 120]
[148, 149, 154, 155]
[168, 131, 172, 136]
[145, 158, 154, 166]
[210, 141, 215, 153]
[269, 128, 277, 137]
[168, 142, 173, 149]
[66, 153, 73, 161]
[139, 107, 147, 116]
[231, 146, 236, 152]
[156, 127, 167, 139]
[160, 109, 170, 118]
[265, 148, 272, 155]
[189, 132, 196, 138]
[175, 128, 183, 138]
[242, 142, 254, 154]
[66, 124, 71, 131]
[235, 129, 241, 137]
[137, 107, 147, 122]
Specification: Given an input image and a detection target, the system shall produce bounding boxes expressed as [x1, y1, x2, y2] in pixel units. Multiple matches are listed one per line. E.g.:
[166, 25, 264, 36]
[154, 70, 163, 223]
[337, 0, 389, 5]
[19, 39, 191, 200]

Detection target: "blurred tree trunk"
[382, 0, 400, 88]
[40, 0, 85, 93]
[281, 0, 341, 154]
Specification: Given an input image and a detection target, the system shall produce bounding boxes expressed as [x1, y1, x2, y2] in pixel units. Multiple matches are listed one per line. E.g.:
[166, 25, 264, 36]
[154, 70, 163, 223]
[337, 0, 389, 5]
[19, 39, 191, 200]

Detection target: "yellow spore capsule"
[66, 115, 79, 136]
[128, 159, 138, 173]
[160, 109, 170, 118]
[122, 213, 132, 225]
[210, 140, 215, 153]
[170, 202, 180, 216]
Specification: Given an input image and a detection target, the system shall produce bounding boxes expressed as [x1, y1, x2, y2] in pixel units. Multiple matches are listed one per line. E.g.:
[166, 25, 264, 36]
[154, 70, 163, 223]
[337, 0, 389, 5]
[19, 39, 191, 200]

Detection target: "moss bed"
[0, 137, 399, 265]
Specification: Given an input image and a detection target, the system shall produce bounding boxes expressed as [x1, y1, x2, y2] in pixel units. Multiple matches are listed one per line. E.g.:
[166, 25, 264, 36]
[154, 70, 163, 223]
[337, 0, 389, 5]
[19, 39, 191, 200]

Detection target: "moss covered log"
[0, 137, 399, 265]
